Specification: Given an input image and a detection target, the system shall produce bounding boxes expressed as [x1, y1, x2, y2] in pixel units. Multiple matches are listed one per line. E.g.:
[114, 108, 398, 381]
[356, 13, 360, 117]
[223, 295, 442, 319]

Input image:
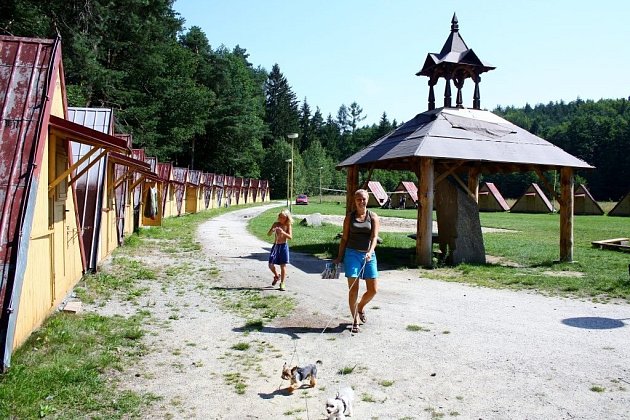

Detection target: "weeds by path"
[0, 204, 288, 418]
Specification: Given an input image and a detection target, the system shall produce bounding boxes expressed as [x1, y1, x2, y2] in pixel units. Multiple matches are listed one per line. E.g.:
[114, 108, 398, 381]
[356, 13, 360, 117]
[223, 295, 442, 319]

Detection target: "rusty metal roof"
[188, 170, 202, 186]
[0, 35, 63, 371]
[172, 166, 188, 184]
[337, 107, 593, 171]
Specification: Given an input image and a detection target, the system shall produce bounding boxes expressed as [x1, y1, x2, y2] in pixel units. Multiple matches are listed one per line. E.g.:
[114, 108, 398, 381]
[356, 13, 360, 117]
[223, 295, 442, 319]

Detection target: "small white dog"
[325, 386, 354, 419]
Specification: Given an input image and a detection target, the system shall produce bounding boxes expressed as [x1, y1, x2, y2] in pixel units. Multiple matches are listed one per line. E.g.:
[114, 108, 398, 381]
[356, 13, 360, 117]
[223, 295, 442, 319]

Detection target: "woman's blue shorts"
[269, 243, 290, 265]
[344, 248, 378, 279]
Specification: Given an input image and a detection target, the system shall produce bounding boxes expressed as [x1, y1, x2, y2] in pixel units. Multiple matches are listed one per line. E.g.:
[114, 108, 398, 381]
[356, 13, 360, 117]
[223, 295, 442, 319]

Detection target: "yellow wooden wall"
[123, 185, 134, 238]
[185, 186, 198, 214]
[13, 71, 83, 349]
[99, 163, 118, 264]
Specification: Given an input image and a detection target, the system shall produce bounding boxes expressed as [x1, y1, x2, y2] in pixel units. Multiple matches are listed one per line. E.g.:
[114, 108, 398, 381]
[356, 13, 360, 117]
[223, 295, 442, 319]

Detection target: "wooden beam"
[48, 146, 100, 192]
[416, 158, 434, 267]
[559, 167, 574, 262]
[534, 168, 560, 203]
[345, 166, 359, 213]
[468, 167, 480, 203]
[435, 161, 464, 185]
[449, 173, 477, 201]
[66, 149, 109, 188]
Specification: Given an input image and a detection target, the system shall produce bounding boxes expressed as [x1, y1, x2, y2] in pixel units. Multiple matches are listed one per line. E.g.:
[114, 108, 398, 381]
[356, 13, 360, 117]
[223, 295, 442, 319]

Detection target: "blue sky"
[173, 0, 630, 126]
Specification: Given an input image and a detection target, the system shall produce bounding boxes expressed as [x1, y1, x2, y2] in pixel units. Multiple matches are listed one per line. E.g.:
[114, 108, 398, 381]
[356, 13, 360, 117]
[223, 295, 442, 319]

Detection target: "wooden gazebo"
[337, 15, 593, 266]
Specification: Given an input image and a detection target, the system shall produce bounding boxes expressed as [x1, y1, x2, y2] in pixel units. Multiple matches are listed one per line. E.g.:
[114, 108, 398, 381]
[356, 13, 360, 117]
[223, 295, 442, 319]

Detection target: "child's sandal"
[358, 311, 367, 324]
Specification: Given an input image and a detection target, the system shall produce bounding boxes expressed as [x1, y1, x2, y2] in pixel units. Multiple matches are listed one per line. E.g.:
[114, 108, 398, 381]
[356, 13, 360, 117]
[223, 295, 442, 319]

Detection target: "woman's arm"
[366, 212, 380, 258]
[333, 215, 351, 264]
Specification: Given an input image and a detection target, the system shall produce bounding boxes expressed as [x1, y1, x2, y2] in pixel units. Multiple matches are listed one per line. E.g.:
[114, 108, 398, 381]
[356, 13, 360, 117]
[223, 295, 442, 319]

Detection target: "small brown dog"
[281, 360, 322, 393]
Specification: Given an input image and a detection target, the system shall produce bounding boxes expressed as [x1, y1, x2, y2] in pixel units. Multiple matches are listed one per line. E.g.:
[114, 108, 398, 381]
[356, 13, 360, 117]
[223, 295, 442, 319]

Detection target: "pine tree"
[264, 64, 299, 146]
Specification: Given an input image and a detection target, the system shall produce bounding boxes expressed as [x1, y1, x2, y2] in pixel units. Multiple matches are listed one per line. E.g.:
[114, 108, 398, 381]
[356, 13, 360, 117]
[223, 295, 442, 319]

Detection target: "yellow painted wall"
[13, 70, 84, 349]
[123, 185, 134, 238]
[185, 186, 198, 214]
[99, 163, 118, 264]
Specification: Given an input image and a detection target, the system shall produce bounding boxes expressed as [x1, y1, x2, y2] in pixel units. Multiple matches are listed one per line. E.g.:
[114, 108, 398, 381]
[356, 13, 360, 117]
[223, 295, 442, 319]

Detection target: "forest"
[1, 0, 628, 201]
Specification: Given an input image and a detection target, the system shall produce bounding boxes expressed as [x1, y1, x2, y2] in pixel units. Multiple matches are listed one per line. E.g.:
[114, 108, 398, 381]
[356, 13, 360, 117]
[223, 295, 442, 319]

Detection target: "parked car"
[296, 194, 309, 205]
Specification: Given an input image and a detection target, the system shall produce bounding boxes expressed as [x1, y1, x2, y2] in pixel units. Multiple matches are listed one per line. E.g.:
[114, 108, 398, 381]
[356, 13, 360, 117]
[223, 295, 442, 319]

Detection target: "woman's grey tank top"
[346, 211, 372, 251]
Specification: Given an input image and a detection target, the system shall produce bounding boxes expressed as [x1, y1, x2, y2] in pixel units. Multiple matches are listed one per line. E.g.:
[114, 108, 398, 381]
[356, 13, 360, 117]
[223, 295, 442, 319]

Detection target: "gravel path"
[109, 204, 630, 419]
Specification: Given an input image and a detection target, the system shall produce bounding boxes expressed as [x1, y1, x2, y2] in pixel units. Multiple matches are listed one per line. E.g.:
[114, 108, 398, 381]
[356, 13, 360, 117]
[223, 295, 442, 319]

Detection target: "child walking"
[267, 209, 293, 291]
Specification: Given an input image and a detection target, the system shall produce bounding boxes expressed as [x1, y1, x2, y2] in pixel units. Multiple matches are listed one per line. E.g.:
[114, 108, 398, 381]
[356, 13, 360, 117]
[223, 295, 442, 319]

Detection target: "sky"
[173, 0, 630, 126]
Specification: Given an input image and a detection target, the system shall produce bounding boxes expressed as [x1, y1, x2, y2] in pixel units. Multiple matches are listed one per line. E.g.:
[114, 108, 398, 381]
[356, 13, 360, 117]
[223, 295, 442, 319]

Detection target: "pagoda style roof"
[337, 107, 593, 172]
[417, 13, 495, 77]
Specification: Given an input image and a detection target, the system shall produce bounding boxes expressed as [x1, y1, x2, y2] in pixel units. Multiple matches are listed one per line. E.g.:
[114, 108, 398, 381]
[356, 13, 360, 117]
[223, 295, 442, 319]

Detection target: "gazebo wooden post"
[559, 167, 574, 262]
[416, 158, 434, 266]
[345, 165, 359, 213]
[468, 167, 480, 203]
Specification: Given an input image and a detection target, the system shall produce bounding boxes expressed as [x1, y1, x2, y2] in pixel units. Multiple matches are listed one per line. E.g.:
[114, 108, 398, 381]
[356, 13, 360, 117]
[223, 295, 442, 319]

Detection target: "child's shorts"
[269, 243, 290, 265]
[344, 248, 378, 279]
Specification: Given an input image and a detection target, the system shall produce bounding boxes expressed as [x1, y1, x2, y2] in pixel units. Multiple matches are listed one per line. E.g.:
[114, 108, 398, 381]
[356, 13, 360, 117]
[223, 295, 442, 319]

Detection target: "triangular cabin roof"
[0, 36, 64, 369]
[608, 191, 630, 217]
[510, 183, 554, 213]
[156, 162, 172, 181]
[201, 172, 215, 187]
[574, 184, 604, 215]
[362, 181, 388, 207]
[337, 108, 592, 172]
[65, 107, 128, 271]
[188, 170, 202, 186]
[172, 166, 188, 185]
[145, 156, 158, 174]
[478, 182, 509, 211]
[393, 181, 419, 203]
[68, 107, 114, 134]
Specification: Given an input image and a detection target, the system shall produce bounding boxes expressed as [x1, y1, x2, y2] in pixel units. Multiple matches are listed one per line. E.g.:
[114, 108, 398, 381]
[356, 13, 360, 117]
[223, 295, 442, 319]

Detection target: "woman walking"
[333, 189, 380, 333]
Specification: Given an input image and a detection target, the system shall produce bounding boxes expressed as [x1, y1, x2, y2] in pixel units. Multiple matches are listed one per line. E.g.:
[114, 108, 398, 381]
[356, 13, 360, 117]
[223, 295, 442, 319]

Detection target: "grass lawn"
[250, 200, 630, 302]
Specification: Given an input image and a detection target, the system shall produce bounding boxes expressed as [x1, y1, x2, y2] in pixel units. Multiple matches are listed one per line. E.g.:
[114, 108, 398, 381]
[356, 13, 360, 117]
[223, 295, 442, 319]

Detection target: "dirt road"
[115, 204, 630, 419]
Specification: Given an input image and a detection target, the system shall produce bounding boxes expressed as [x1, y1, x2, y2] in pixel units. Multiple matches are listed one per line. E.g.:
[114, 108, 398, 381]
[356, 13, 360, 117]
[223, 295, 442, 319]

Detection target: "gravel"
[99, 203, 630, 419]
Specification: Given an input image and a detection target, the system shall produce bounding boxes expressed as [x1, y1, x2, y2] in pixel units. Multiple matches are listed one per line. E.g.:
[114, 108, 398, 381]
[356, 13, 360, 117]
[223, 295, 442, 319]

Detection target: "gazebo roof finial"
[417, 14, 495, 110]
[451, 13, 459, 32]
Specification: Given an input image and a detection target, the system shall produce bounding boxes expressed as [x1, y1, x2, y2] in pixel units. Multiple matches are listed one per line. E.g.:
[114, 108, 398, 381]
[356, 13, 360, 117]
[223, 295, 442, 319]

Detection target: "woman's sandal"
[351, 323, 360, 333]
[358, 311, 367, 324]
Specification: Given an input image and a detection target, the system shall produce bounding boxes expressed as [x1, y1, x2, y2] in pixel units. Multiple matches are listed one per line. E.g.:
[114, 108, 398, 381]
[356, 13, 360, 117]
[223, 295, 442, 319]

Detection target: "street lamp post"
[287, 133, 298, 212]
[285, 159, 292, 208]
[318, 166, 324, 204]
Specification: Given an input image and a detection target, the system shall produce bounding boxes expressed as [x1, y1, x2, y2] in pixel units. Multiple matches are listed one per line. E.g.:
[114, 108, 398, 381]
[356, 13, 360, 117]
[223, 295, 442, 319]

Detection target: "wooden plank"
[345, 166, 358, 214]
[559, 167, 574, 262]
[416, 158, 434, 267]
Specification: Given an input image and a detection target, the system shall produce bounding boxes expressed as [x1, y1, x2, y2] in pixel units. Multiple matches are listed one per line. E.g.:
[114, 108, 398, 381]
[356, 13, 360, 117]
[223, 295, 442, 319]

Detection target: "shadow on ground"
[233, 323, 350, 339]
[562, 316, 628, 329]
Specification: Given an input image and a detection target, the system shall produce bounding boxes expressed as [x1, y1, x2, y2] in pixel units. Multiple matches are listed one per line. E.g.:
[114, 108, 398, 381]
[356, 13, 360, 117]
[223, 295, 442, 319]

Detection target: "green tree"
[264, 63, 299, 147]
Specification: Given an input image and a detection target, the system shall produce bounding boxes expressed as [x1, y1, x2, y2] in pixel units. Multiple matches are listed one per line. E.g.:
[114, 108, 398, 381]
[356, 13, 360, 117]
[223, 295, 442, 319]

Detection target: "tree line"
[1, 1, 627, 201]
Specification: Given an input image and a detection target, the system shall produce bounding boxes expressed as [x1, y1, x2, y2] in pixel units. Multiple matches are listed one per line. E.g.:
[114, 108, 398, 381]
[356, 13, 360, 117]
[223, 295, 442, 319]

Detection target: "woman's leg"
[347, 277, 360, 324]
[357, 279, 378, 316]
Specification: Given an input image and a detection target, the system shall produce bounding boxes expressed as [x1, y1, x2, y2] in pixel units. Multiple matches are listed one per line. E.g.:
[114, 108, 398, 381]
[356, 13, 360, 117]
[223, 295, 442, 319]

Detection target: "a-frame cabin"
[478, 182, 509, 212]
